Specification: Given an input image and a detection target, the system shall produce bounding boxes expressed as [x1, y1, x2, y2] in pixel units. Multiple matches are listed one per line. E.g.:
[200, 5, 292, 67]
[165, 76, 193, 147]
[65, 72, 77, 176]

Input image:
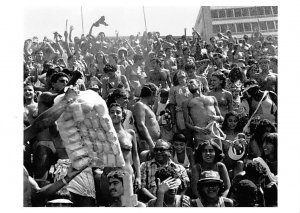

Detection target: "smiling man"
[139, 139, 189, 203]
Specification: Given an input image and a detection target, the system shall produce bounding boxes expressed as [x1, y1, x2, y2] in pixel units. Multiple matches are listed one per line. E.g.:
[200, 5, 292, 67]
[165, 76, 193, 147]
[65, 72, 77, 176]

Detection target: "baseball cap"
[198, 170, 223, 184]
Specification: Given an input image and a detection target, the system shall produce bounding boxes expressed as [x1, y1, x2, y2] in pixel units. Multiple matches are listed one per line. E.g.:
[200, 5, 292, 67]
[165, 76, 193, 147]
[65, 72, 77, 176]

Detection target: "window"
[244, 23, 252, 32]
[226, 9, 234, 18]
[228, 23, 236, 33]
[250, 7, 258, 16]
[272, 6, 278, 14]
[251, 22, 259, 31]
[257, 7, 265, 16]
[275, 20, 278, 29]
[242, 8, 250, 17]
[267, 21, 275, 30]
[234, 8, 242, 17]
[213, 25, 220, 34]
[264, 6, 272, 15]
[220, 24, 227, 33]
[259, 21, 267, 31]
[236, 23, 244, 32]
[219, 9, 226, 18]
[211, 10, 218, 19]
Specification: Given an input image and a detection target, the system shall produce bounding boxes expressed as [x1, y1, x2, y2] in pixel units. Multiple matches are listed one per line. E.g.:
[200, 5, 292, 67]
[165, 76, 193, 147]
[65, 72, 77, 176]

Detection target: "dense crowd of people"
[23, 16, 278, 207]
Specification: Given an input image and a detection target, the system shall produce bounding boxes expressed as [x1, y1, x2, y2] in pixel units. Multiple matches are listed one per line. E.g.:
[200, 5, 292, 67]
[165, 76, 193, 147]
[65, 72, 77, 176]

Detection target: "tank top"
[173, 148, 190, 168]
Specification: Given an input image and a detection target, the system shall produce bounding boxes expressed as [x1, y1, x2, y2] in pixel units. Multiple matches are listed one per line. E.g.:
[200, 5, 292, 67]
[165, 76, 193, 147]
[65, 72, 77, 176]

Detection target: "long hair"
[221, 111, 242, 132]
[194, 140, 224, 164]
[252, 119, 276, 147]
[262, 132, 277, 159]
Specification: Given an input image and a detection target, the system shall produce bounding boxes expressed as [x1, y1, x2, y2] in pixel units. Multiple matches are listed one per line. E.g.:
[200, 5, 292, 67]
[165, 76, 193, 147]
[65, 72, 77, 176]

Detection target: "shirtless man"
[33, 72, 70, 180]
[253, 57, 277, 92]
[148, 58, 172, 89]
[182, 79, 223, 149]
[184, 62, 209, 94]
[133, 83, 161, 154]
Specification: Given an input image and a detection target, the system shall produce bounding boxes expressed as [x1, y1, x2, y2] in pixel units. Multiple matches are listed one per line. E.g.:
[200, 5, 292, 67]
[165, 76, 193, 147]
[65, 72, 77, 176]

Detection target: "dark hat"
[198, 171, 223, 184]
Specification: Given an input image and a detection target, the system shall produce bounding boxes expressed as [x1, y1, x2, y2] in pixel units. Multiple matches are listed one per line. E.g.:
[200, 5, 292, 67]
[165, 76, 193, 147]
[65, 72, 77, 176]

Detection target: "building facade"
[194, 6, 278, 41]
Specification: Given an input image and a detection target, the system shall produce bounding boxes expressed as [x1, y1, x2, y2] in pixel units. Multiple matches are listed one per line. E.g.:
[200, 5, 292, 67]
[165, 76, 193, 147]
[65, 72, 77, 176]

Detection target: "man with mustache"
[107, 169, 146, 207]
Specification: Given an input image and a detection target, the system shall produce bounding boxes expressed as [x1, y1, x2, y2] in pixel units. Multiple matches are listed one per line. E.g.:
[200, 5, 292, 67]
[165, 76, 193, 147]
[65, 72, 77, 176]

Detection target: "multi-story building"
[194, 6, 278, 41]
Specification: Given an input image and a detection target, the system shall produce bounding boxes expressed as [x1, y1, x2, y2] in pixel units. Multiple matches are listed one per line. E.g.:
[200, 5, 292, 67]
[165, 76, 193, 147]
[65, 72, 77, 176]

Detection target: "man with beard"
[182, 79, 223, 149]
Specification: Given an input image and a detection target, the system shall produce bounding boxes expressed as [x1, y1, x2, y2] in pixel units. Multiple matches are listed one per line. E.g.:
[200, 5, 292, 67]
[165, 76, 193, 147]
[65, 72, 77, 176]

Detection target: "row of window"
[212, 21, 278, 34]
[211, 6, 278, 19]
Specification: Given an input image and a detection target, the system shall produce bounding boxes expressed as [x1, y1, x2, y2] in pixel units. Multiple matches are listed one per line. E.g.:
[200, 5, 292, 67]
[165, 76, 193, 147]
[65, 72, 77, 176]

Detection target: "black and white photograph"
[2, 0, 300, 211]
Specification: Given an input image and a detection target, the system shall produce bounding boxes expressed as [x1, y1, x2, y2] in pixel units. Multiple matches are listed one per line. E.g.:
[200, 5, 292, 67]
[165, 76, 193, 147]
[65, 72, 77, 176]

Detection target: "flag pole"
[142, 6, 148, 32]
[81, 6, 84, 35]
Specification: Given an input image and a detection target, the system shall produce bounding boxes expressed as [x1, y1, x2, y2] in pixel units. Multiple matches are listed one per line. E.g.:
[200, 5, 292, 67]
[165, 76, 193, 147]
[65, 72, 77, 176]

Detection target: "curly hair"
[228, 67, 244, 83]
[194, 140, 224, 164]
[211, 71, 226, 89]
[103, 63, 117, 73]
[140, 82, 159, 98]
[244, 160, 266, 180]
[107, 169, 129, 183]
[154, 165, 178, 182]
[221, 111, 241, 132]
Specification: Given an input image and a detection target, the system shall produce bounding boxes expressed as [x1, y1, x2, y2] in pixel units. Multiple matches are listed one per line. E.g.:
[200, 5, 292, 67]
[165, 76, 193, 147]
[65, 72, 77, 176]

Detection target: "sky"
[24, 4, 200, 40]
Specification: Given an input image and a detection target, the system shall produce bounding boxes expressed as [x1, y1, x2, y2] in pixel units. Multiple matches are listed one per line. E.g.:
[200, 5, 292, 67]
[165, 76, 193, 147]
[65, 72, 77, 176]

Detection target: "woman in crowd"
[261, 133, 277, 175]
[109, 103, 141, 187]
[248, 119, 276, 158]
[208, 71, 233, 118]
[171, 133, 195, 176]
[191, 140, 231, 198]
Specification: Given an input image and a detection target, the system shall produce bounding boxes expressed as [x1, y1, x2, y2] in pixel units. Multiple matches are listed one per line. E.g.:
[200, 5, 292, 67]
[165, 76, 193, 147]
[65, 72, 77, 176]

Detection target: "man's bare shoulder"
[133, 101, 145, 110]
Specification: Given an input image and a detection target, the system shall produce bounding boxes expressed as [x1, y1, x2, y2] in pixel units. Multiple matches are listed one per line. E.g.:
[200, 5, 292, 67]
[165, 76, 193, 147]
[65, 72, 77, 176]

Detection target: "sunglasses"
[153, 148, 170, 153]
[203, 182, 220, 187]
[58, 79, 68, 83]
